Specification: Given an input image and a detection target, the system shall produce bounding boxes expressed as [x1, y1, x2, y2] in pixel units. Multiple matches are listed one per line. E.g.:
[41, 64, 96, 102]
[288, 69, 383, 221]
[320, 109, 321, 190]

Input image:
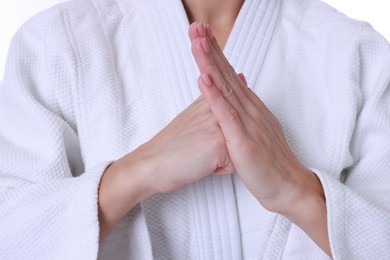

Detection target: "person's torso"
[58, 0, 364, 258]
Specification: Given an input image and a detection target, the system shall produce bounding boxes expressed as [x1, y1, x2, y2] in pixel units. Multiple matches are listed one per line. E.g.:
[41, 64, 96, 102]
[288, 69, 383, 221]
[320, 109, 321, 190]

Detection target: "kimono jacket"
[0, 0, 389, 259]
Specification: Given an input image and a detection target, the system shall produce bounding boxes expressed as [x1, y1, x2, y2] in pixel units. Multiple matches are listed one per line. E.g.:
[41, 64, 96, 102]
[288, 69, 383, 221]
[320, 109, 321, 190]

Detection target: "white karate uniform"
[0, 0, 389, 259]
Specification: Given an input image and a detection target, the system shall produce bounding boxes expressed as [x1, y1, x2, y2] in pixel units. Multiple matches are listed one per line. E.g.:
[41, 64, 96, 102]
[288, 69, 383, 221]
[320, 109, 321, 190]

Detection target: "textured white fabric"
[0, 0, 390, 259]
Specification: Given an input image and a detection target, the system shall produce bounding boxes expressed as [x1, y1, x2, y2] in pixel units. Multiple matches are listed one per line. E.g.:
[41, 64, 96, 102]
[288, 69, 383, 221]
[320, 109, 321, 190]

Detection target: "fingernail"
[201, 37, 209, 54]
[238, 73, 247, 85]
[197, 22, 205, 37]
[201, 74, 212, 88]
[206, 25, 214, 40]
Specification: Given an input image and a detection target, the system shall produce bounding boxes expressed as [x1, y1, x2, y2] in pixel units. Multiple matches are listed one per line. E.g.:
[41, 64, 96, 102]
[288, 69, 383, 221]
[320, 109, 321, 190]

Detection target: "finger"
[191, 36, 212, 71]
[190, 24, 250, 105]
[238, 73, 247, 86]
[189, 21, 205, 42]
[191, 37, 246, 117]
[206, 42, 253, 109]
[206, 30, 267, 112]
[192, 26, 259, 116]
[199, 74, 247, 147]
[206, 37, 249, 97]
[205, 25, 253, 99]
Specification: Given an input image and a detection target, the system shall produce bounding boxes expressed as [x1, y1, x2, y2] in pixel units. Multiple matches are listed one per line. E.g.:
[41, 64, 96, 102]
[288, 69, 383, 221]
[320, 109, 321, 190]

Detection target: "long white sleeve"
[311, 27, 390, 259]
[0, 7, 112, 259]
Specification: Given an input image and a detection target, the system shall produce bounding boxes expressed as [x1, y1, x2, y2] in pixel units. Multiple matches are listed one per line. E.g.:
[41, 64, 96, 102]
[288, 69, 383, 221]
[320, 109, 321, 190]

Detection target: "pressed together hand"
[188, 21, 330, 255]
[189, 21, 323, 213]
[136, 96, 235, 193]
[99, 21, 330, 257]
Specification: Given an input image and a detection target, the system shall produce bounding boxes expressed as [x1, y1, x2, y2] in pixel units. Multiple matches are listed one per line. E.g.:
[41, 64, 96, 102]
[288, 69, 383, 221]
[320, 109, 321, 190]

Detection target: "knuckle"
[223, 65, 236, 80]
[220, 84, 233, 97]
[224, 106, 238, 121]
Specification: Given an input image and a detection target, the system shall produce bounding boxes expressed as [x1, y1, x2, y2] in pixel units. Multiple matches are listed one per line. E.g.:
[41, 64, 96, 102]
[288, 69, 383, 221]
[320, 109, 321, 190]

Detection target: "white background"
[0, 0, 389, 79]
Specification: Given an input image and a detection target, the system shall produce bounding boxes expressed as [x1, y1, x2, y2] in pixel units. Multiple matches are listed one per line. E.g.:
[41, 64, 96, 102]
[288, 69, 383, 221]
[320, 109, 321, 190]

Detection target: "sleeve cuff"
[73, 160, 114, 259]
[309, 168, 346, 260]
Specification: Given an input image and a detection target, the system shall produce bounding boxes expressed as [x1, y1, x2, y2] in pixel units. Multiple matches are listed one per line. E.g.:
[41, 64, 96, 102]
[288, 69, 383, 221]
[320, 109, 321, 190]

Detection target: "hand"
[188, 22, 323, 213]
[99, 96, 235, 239]
[129, 96, 236, 194]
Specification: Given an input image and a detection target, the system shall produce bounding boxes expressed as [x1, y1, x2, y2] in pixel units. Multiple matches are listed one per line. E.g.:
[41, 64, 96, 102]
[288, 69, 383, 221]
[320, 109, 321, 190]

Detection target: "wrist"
[276, 166, 326, 222]
[275, 167, 331, 256]
[98, 149, 157, 239]
[108, 149, 158, 203]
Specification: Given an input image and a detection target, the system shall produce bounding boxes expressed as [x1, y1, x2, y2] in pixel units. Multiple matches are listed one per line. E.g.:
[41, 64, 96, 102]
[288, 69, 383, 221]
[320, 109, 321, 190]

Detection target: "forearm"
[98, 151, 156, 240]
[275, 167, 331, 257]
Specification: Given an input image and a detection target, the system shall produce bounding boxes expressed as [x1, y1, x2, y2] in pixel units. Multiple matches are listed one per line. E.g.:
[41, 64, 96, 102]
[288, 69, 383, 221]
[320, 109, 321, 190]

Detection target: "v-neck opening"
[143, 0, 263, 105]
[147, 0, 284, 90]
[175, 0, 249, 54]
